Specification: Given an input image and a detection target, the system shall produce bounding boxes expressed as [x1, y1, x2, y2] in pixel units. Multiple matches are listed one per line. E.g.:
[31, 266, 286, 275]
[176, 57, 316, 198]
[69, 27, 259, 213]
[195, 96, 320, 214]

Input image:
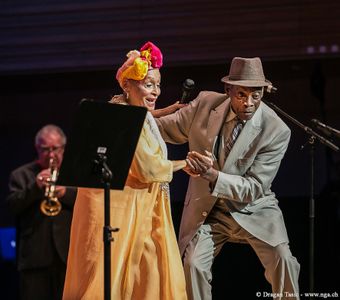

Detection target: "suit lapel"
[207, 99, 229, 169]
[222, 103, 263, 171]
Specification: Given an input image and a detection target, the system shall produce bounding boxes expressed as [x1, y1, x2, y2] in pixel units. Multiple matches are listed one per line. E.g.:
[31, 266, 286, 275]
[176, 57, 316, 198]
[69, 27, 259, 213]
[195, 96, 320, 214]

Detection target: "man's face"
[228, 85, 263, 121]
[36, 131, 65, 169]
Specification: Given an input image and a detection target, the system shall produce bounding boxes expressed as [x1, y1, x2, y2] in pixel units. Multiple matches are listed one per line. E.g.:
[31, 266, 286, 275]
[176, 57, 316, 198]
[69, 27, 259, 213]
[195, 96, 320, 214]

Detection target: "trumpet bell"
[40, 197, 62, 217]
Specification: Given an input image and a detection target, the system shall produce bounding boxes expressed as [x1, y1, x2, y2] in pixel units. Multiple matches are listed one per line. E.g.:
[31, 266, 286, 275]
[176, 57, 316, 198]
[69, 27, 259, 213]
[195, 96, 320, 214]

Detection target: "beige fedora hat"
[221, 57, 272, 87]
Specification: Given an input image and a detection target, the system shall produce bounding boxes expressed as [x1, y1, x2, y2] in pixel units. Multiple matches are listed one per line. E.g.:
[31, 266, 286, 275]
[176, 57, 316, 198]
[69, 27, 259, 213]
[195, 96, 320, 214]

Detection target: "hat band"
[228, 74, 266, 81]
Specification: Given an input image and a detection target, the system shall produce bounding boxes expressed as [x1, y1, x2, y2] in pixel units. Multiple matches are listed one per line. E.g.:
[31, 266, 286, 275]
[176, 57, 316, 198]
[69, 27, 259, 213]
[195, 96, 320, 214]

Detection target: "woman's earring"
[125, 91, 129, 100]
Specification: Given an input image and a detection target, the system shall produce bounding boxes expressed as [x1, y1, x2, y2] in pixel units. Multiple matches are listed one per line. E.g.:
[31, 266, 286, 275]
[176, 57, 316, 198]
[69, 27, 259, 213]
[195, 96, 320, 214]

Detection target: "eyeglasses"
[38, 145, 65, 154]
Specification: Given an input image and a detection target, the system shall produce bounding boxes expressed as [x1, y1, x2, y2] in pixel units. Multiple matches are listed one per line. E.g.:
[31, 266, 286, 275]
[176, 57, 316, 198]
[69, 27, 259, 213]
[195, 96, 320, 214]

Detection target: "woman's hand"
[151, 101, 187, 118]
[185, 151, 218, 183]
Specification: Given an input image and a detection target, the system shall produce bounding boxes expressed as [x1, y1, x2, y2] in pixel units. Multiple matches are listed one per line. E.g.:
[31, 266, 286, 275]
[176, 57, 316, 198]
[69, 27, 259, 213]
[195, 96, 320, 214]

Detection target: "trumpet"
[40, 157, 62, 216]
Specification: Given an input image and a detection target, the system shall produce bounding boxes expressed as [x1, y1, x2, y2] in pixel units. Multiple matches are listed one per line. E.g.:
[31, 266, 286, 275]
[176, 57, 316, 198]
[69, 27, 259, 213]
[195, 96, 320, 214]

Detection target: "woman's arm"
[171, 160, 187, 172]
[151, 101, 186, 118]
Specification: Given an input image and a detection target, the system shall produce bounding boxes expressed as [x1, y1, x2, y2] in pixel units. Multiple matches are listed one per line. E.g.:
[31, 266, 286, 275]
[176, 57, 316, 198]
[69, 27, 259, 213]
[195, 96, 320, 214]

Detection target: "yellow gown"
[63, 113, 187, 300]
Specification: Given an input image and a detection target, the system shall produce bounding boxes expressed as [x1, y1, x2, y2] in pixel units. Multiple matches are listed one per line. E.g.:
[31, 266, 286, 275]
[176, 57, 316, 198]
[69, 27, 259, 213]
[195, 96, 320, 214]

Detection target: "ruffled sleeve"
[129, 125, 173, 184]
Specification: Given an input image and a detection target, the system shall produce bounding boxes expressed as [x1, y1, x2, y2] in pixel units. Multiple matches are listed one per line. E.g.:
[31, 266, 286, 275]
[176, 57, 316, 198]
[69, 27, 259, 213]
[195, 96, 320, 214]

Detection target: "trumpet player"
[6, 124, 77, 300]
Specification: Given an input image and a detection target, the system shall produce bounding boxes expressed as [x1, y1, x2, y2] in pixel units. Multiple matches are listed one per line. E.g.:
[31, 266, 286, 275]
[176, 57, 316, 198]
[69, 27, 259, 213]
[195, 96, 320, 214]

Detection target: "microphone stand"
[263, 100, 339, 296]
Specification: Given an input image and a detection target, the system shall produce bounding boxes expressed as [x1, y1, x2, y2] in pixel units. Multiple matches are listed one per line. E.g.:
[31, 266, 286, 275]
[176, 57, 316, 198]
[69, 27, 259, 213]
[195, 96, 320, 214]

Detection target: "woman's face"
[125, 69, 161, 111]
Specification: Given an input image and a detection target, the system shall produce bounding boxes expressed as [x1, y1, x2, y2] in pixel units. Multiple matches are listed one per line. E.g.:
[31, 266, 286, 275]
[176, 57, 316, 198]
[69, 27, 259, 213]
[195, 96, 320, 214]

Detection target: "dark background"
[1, 0, 339, 299]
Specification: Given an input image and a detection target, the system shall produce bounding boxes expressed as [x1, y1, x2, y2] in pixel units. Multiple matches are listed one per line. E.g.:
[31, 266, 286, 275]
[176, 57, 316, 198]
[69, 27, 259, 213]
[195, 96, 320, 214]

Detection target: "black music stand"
[57, 99, 147, 300]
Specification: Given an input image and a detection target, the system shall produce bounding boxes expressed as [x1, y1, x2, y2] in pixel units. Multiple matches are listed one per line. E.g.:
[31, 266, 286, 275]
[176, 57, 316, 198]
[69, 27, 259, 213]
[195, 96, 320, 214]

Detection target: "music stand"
[57, 99, 147, 300]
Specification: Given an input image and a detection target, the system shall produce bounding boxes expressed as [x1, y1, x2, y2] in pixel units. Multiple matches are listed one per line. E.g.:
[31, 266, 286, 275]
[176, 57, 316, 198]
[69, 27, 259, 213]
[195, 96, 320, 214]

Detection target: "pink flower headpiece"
[116, 41, 163, 88]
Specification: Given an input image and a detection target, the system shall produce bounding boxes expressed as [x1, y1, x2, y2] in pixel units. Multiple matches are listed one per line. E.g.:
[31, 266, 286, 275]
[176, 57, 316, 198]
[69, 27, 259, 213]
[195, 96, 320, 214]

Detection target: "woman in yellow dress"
[62, 42, 188, 300]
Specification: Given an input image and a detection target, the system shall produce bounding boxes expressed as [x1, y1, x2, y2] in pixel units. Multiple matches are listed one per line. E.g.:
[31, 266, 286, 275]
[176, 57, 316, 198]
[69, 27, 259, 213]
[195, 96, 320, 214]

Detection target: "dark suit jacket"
[6, 161, 77, 271]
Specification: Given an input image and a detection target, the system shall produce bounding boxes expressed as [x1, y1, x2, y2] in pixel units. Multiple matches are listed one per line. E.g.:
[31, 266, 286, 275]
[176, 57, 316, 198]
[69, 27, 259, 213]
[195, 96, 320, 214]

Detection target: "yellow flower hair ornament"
[116, 41, 163, 88]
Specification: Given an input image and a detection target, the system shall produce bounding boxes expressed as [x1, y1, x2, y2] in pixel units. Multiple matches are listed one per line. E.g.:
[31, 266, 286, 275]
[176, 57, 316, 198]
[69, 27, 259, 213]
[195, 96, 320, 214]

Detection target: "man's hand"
[36, 169, 66, 198]
[183, 160, 200, 177]
[55, 186, 66, 198]
[185, 151, 219, 184]
[36, 169, 51, 189]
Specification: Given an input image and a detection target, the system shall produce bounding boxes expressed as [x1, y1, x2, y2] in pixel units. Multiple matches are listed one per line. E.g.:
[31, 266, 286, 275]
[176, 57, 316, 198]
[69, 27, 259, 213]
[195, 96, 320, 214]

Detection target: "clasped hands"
[183, 150, 219, 183]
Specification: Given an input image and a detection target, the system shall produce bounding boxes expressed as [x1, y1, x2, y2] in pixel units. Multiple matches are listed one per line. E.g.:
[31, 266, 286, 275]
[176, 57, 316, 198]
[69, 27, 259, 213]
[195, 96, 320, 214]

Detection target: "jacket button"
[202, 211, 208, 217]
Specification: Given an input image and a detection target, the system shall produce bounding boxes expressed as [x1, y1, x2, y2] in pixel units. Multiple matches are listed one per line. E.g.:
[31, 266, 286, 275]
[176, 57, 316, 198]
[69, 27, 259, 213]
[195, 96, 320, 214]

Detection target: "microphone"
[180, 78, 195, 103]
[79, 98, 94, 105]
[265, 85, 277, 93]
[80, 98, 94, 102]
[311, 119, 340, 139]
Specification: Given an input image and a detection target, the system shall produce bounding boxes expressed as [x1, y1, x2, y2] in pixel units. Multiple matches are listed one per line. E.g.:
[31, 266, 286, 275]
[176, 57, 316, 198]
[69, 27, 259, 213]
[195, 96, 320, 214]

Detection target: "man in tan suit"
[156, 57, 300, 300]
